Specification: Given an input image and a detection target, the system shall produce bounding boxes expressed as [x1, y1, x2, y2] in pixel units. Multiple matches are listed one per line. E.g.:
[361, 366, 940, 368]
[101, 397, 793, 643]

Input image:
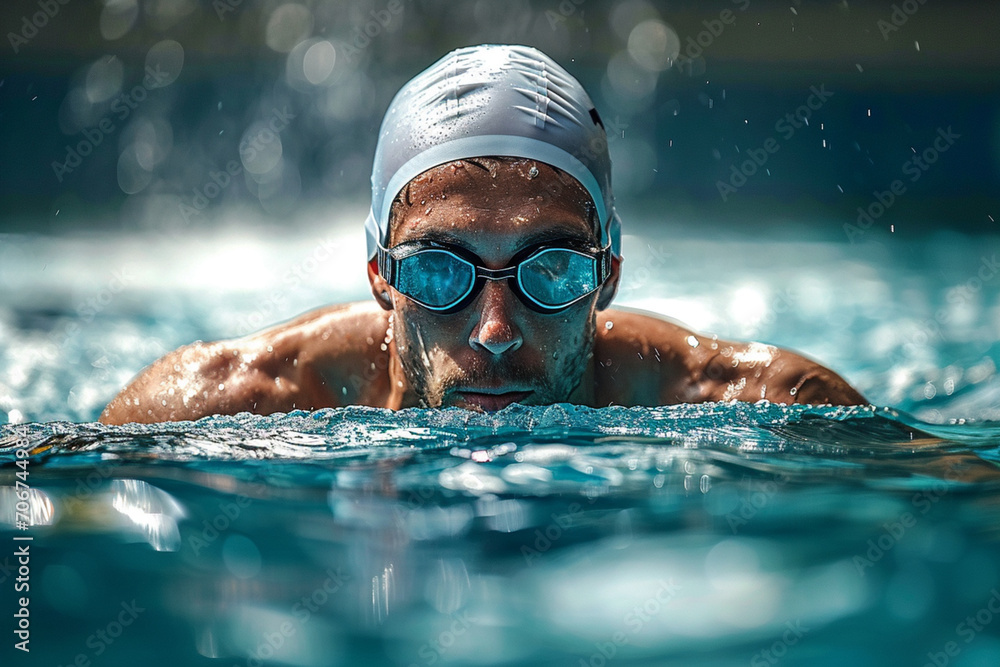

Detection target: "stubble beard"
[391, 309, 597, 410]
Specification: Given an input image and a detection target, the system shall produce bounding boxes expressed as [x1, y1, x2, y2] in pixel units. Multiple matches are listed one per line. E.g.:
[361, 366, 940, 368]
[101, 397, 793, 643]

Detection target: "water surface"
[3, 403, 1000, 666]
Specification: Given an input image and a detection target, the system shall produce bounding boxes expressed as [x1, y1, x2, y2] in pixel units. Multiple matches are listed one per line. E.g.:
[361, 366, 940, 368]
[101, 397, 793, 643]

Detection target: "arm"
[98, 337, 317, 425]
[596, 308, 866, 407]
[698, 341, 867, 406]
[99, 302, 389, 425]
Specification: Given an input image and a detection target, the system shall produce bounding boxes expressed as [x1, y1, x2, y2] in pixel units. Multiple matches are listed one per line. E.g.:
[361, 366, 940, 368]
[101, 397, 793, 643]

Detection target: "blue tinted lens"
[396, 249, 475, 308]
[518, 249, 597, 307]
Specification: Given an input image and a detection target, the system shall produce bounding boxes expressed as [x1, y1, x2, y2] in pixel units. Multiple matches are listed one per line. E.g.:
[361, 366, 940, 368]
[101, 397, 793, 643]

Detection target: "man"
[100, 44, 865, 425]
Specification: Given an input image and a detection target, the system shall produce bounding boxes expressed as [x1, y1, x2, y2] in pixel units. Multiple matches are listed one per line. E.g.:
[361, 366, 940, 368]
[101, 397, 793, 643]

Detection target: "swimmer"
[100, 44, 865, 424]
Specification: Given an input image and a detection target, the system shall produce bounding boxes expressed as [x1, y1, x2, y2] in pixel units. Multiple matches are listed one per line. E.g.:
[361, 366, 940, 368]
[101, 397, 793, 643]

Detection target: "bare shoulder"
[594, 307, 866, 407]
[593, 307, 705, 405]
[99, 301, 390, 424]
[264, 301, 390, 363]
[277, 301, 393, 402]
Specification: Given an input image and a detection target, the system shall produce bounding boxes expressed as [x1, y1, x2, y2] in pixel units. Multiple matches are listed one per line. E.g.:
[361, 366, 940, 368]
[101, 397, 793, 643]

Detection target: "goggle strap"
[597, 247, 611, 284]
[377, 247, 396, 286]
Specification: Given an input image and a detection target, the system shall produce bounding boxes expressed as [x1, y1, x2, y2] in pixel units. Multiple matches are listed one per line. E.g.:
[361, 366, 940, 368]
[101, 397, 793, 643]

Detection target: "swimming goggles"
[376, 238, 613, 314]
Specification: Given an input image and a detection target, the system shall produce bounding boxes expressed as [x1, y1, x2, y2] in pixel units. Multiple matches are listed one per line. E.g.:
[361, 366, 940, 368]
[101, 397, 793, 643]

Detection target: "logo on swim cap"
[364, 44, 621, 260]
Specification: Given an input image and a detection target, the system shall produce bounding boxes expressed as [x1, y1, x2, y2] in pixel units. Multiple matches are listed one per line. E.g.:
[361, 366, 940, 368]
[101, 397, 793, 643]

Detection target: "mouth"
[451, 389, 533, 412]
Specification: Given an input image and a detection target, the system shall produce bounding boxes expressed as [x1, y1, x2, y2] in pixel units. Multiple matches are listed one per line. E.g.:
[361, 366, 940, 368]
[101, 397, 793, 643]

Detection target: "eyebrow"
[522, 227, 597, 247]
[398, 226, 597, 251]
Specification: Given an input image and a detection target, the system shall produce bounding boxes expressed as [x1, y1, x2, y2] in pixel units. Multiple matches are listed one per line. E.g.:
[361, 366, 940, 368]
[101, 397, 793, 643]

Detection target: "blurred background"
[1, 0, 999, 423]
[1, 0, 998, 235]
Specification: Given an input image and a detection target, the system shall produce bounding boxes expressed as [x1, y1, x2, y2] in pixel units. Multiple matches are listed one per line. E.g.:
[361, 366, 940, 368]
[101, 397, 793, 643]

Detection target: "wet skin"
[100, 158, 867, 425]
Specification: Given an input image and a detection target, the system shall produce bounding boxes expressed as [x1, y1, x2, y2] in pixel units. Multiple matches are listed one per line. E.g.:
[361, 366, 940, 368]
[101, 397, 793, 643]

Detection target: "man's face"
[374, 158, 618, 412]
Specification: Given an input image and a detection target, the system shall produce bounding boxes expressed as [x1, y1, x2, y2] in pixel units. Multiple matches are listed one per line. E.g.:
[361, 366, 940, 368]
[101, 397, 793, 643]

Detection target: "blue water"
[2, 221, 1000, 665]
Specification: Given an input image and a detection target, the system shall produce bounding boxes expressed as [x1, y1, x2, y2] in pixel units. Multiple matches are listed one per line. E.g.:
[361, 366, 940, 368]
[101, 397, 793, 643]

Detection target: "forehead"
[388, 158, 597, 253]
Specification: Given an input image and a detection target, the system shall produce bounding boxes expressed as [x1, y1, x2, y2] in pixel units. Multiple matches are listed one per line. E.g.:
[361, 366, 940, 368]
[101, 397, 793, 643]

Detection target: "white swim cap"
[364, 44, 622, 260]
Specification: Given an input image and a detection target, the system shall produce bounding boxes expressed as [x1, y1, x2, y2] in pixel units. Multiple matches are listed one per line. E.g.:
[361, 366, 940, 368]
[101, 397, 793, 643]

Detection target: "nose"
[469, 279, 523, 355]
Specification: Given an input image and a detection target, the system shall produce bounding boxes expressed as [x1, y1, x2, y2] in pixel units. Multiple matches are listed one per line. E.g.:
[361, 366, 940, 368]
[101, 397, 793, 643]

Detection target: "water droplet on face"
[686, 335, 699, 348]
[605, 321, 614, 330]
[218, 383, 225, 391]
[552, 350, 559, 359]
[528, 166, 539, 179]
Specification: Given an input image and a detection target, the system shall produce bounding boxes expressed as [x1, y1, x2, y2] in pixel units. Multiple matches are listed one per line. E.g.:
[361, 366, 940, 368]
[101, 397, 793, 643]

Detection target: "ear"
[368, 258, 394, 311]
[596, 255, 621, 311]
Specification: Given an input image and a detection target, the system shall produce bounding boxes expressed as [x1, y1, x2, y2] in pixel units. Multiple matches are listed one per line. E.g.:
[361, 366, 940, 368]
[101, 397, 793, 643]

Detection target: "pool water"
[1, 218, 1000, 666]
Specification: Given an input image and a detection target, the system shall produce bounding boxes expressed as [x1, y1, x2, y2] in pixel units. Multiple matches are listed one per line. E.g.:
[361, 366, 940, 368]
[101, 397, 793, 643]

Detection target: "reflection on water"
[2, 404, 1000, 665]
[109, 478, 186, 551]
